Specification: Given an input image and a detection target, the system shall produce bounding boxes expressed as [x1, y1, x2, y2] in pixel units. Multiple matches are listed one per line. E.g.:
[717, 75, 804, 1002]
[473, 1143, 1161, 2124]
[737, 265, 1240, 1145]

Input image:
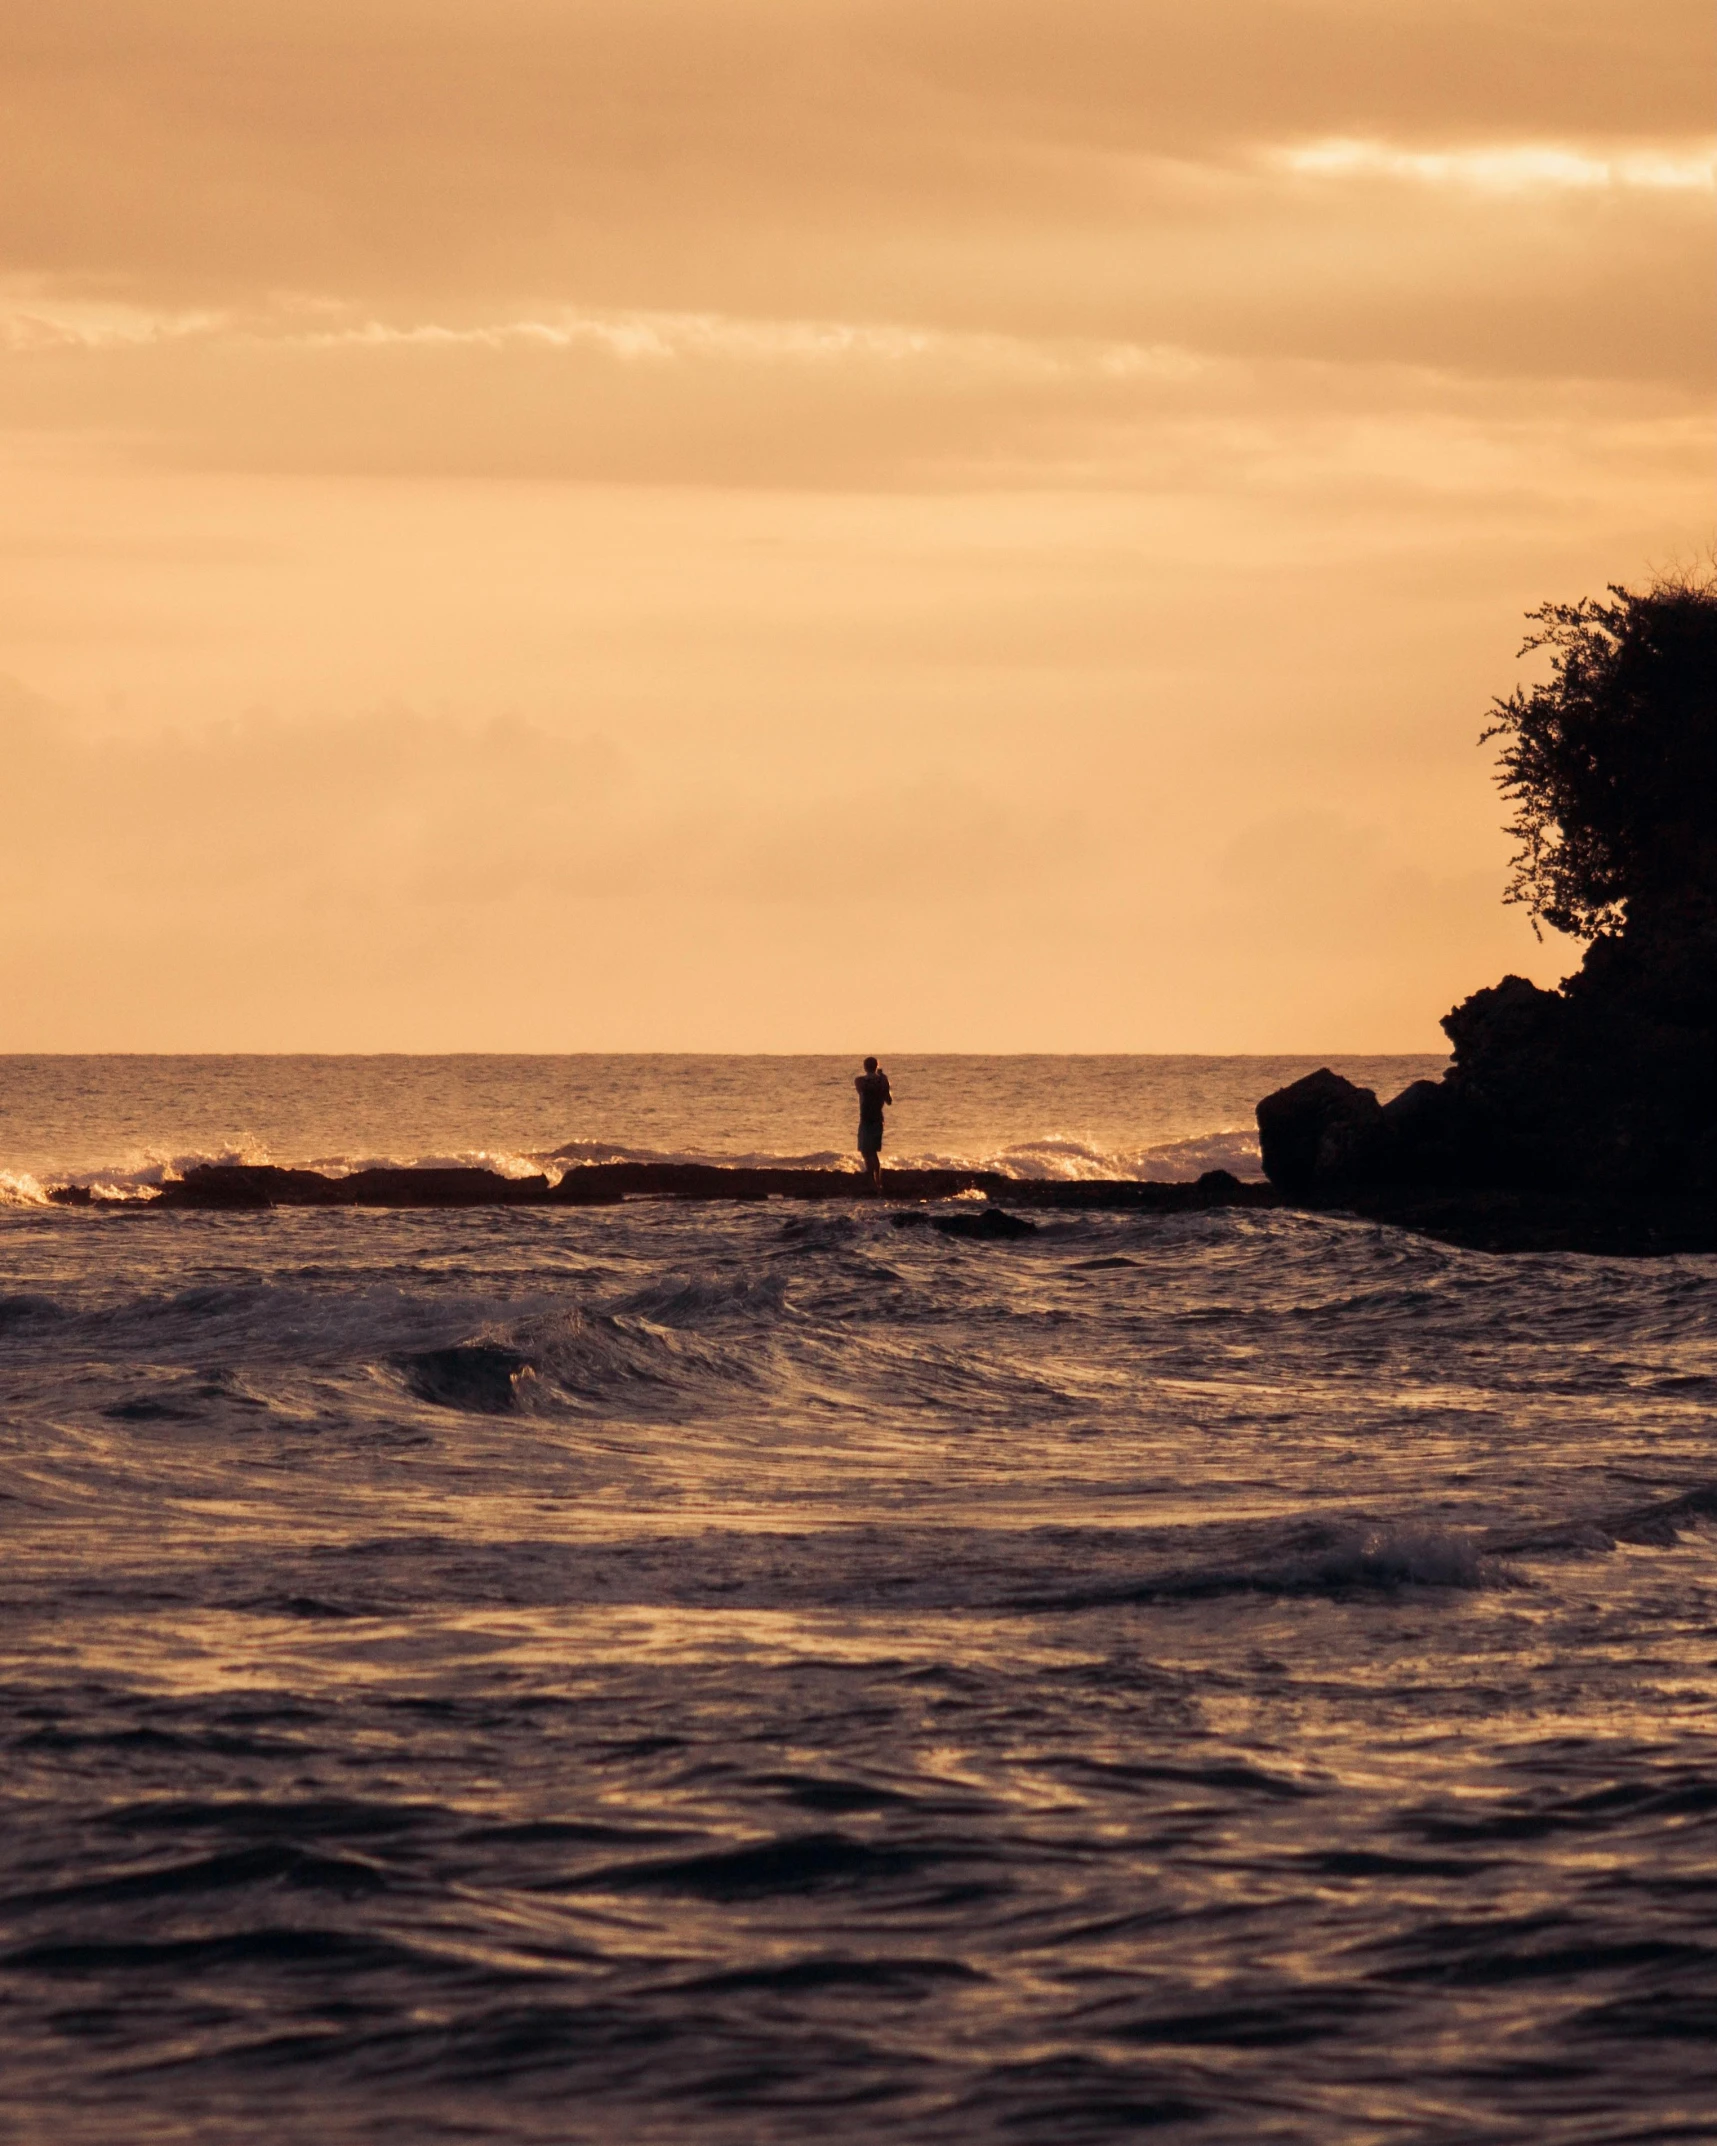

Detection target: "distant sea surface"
[2, 1055, 1714, 2144]
[0, 1051, 1450, 1196]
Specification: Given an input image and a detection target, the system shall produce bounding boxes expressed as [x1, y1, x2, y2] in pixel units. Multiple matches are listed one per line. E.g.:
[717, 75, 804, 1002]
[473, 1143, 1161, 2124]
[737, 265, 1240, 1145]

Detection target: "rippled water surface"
[0, 1051, 1445, 1192]
[1, 1060, 1714, 2142]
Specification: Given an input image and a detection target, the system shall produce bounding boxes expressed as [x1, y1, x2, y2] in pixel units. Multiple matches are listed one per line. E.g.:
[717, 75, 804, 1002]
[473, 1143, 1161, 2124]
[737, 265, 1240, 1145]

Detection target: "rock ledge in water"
[75, 1160, 1279, 1217]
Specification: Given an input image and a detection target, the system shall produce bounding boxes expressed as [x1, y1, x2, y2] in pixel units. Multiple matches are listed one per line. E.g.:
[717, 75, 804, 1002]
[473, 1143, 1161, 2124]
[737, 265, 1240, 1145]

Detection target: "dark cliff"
[1255, 575, 1717, 1249]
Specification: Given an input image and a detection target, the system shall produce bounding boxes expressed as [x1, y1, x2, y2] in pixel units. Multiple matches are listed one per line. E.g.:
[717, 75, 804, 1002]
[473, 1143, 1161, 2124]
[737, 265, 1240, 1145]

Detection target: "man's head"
[863, 1057, 877, 1074]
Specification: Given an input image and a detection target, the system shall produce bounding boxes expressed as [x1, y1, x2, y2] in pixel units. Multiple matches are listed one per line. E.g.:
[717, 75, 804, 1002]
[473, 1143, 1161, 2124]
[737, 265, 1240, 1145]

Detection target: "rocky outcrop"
[1254, 891, 1717, 1244]
[1254, 566, 1717, 1242]
[1255, 1068, 1388, 1194]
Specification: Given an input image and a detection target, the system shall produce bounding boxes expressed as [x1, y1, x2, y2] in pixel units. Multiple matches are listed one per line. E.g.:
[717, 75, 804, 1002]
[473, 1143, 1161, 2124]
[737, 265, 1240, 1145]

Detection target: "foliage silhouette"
[1484, 569, 1717, 940]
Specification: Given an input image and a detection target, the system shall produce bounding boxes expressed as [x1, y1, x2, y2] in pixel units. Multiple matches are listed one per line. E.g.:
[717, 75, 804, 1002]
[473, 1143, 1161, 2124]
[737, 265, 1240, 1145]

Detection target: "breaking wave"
[937, 1128, 1264, 1181]
[39, 1144, 564, 1200]
[549, 1137, 854, 1173]
[1, 1077, 1712, 2146]
[22, 1127, 1264, 1198]
[547, 1129, 1262, 1182]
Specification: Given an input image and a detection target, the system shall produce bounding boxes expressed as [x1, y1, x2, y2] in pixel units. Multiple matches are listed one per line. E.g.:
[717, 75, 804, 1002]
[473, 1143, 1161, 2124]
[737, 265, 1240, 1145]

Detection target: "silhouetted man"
[854, 1057, 892, 1190]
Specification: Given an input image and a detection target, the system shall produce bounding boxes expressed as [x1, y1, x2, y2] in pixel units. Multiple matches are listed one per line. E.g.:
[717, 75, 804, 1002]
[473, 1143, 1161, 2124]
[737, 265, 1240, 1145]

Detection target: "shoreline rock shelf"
[44, 1158, 1712, 1251]
[48, 1160, 1275, 1217]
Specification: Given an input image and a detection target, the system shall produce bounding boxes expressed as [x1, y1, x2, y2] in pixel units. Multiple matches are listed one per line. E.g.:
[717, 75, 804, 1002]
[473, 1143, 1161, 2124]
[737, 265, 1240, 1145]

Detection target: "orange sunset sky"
[1, 1, 1711, 1051]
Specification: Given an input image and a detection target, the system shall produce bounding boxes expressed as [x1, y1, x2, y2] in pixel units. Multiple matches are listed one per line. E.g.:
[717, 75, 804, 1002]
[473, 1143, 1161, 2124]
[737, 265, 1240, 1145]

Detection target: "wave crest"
[17, 1126, 1265, 1201]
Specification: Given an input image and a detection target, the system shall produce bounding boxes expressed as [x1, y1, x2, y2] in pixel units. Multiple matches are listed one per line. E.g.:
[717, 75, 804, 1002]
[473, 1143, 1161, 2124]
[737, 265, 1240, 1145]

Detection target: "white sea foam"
[41, 1142, 564, 1197]
[28, 1129, 1266, 1197]
[549, 1129, 1262, 1183]
[1135, 1129, 1264, 1181]
[313, 1149, 555, 1181]
[546, 1139, 854, 1177]
[888, 1128, 1263, 1182]
[60, 1143, 277, 1202]
[1287, 1521, 1488, 1592]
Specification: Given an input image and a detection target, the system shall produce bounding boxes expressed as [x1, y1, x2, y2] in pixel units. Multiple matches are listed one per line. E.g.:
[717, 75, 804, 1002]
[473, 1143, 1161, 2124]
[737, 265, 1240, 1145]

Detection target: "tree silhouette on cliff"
[1484, 570, 1717, 940]
[1258, 567, 1717, 1229]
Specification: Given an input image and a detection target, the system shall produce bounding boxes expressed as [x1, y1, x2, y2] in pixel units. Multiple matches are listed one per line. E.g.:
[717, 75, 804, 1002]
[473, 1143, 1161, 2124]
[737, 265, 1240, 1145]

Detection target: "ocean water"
[2, 1056, 1715, 2145]
[0, 1052, 1450, 1200]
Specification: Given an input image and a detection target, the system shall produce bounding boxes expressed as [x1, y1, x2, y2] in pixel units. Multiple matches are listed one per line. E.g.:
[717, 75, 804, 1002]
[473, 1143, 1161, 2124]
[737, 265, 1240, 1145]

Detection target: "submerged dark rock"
[102, 1394, 204, 1423]
[399, 1344, 535, 1413]
[930, 1208, 1038, 1241]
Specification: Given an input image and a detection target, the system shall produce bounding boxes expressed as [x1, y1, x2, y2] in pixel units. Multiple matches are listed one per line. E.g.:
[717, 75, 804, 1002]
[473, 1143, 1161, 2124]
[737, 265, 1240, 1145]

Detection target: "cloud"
[0, 688, 1096, 924]
[0, 677, 1139, 1047]
[1273, 138, 1715, 193]
[0, 288, 1208, 382]
[0, 286, 1708, 492]
[2, 5, 1709, 329]
[0, 3, 1704, 1047]
[0, 1, 1708, 492]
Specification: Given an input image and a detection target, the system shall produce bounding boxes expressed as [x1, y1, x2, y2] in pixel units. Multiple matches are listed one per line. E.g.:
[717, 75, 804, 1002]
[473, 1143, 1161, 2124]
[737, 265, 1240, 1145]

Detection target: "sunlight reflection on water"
[0, 1095, 1714, 2140]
